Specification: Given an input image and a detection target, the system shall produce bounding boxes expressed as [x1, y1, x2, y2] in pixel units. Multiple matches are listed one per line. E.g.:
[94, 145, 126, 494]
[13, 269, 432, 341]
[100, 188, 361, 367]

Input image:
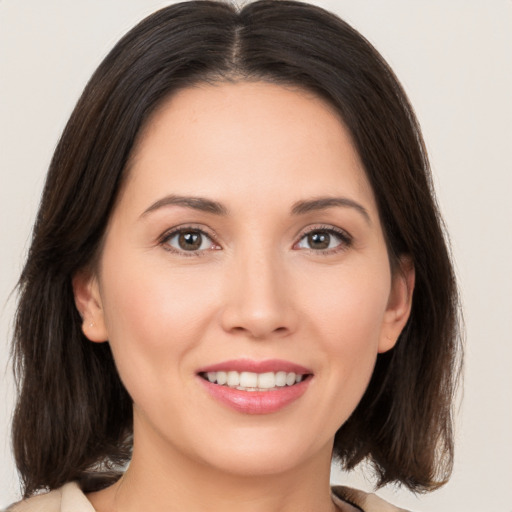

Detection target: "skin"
[74, 81, 414, 512]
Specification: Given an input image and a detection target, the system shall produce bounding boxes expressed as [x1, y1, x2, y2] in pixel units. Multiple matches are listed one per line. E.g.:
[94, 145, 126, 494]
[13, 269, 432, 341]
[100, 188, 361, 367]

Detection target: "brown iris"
[178, 231, 203, 250]
[307, 231, 331, 250]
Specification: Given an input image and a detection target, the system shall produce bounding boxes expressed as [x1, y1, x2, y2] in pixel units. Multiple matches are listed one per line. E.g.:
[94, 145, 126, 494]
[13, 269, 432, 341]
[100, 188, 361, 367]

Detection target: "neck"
[88, 421, 338, 512]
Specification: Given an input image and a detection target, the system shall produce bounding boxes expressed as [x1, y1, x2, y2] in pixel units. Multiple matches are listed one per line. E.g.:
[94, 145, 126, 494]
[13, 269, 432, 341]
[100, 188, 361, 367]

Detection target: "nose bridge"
[221, 242, 294, 338]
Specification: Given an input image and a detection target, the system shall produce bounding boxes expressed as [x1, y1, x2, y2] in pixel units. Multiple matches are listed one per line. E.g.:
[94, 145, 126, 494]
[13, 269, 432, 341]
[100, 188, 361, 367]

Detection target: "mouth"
[196, 360, 313, 414]
[199, 370, 310, 392]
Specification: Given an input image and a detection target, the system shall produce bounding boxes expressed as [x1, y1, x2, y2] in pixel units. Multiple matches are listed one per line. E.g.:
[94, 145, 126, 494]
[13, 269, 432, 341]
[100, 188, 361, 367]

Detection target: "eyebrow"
[141, 194, 370, 224]
[291, 197, 371, 224]
[141, 195, 228, 217]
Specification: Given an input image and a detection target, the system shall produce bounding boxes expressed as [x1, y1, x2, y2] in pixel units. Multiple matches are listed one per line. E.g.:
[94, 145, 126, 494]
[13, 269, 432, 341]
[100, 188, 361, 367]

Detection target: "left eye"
[163, 229, 216, 252]
[296, 229, 348, 251]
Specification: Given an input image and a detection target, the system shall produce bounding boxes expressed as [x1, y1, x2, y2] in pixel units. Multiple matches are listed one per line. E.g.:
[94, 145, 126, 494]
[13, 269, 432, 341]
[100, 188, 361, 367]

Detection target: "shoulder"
[332, 485, 412, 512]
[4, 482, 95, 512]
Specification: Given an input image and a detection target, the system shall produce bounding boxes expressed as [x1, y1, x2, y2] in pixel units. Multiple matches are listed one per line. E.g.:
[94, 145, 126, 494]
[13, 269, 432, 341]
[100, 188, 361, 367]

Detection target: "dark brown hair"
[12, 0, 461, 498]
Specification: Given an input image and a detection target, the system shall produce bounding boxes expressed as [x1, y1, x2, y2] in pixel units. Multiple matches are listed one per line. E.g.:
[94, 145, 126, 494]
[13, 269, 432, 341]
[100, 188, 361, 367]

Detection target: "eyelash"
[158, 224, 353, 257]
[295, 225, 353, 255]
[158, 225, 219, 258]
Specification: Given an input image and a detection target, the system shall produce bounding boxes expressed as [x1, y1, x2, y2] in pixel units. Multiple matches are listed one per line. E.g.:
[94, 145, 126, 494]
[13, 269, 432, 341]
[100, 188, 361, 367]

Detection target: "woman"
[7, 1, 460, 511]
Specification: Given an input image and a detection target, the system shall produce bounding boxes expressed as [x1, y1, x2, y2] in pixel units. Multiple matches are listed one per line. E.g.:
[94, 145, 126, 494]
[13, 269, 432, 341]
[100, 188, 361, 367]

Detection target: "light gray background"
[1, 1, 511, 510]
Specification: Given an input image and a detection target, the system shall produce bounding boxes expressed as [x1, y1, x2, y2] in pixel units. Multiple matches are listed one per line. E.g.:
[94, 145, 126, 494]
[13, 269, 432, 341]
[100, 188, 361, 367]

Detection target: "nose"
[219, 249, 297, 340]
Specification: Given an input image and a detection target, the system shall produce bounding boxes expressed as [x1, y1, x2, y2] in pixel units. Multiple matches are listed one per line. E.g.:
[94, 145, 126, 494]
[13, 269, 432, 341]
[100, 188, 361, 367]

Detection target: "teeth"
[258, 372, 275, 389]
[203, 370, 306, 390]
[227, 371, 240, 387]
[275, 371, 287, 387]
[240, 371, 258, 388]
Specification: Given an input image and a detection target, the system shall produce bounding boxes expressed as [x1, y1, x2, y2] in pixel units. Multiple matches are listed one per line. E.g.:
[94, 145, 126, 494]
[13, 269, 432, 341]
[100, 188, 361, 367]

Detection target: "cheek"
[98, 254, 220, 396]
[302, 263, 391, 398]
[304, 261, 391, 345]
[101, 255, 214, 344]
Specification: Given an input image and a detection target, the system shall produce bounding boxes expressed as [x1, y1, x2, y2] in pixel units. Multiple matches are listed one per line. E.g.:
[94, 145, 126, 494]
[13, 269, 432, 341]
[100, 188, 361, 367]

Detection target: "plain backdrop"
[1, 1, 511, 510]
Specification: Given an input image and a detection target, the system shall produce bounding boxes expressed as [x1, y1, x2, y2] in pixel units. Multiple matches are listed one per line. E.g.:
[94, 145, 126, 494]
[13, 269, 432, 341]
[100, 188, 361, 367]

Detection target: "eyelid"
[294, 224, 353, 254]
[158, 224, 221, 256]
[157, 223, 352, 256]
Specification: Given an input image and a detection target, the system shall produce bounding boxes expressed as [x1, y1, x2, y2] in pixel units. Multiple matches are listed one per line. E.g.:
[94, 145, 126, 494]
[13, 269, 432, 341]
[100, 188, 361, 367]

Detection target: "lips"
[201, 370, 304, 390]
[197, 359, 312, 414]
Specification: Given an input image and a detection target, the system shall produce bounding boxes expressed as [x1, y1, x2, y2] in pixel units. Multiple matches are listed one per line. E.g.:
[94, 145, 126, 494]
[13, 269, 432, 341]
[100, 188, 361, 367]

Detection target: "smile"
[200, 370, 306, 391]
[197, 360, 313, 414]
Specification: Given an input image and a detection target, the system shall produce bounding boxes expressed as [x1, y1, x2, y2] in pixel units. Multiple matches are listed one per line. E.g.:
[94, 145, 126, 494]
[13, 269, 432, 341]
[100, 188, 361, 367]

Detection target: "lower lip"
[198, 377, 311, 414]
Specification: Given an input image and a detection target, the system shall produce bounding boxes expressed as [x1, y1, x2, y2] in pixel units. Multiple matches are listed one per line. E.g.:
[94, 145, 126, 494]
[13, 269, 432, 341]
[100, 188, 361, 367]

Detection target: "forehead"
[122, 80, 375, 214]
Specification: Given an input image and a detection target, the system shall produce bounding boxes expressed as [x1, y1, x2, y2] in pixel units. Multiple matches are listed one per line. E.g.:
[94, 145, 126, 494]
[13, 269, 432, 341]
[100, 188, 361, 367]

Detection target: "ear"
[72, 270, 109, 343]
[378, 255, 415, 353]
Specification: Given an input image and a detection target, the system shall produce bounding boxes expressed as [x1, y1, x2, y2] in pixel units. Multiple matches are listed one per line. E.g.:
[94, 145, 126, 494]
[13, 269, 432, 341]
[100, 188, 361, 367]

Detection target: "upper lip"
[196, 358, 312, 375]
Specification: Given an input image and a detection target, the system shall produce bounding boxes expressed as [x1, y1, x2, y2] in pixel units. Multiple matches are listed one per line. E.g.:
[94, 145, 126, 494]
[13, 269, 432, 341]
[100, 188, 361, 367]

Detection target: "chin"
[189, 425, 333, 478]
[203, 449, 311, 478]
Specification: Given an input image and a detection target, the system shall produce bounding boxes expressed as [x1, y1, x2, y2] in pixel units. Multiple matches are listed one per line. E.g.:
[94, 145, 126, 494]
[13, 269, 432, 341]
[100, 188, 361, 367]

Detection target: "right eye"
[161, 228, 219, 255]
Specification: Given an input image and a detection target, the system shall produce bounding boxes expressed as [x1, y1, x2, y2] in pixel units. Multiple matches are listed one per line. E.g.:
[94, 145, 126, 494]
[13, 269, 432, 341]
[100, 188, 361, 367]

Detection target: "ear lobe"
[72, 270, 109, 343]
[378, 256, 415, 353]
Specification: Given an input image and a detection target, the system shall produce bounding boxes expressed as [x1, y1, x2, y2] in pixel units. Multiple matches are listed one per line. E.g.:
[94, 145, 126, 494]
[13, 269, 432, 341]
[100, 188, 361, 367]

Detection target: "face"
[75, 81, 413, 478]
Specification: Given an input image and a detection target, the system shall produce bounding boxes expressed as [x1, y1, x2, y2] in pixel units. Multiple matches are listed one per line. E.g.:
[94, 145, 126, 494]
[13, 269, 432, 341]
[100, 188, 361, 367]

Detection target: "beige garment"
[332, 486, 410, 511]
[5, 481, 410, 512]
[4, 483, 93, 512]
